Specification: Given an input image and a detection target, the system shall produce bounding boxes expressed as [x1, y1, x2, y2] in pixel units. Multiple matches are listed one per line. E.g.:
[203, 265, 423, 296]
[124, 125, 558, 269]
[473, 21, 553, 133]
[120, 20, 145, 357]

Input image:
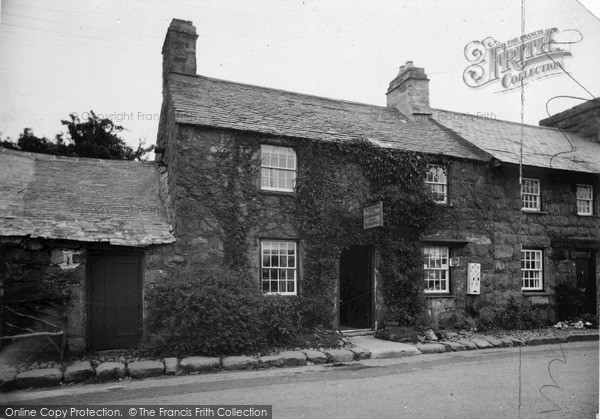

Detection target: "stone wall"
[426, 159, 599, 327]
[0, 238, 177, 353]
[157, 119, 599, 329]
[0, 238, 87, 353]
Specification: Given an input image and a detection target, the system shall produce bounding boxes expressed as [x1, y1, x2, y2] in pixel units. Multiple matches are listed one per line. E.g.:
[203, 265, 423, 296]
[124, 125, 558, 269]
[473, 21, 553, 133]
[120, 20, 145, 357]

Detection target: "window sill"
[521, 210, 548, 215]
[576, 214, 599, 218]
[521, 291, 550, 296]
[424, 293, 454, 299]
[260, 189, 295, 197]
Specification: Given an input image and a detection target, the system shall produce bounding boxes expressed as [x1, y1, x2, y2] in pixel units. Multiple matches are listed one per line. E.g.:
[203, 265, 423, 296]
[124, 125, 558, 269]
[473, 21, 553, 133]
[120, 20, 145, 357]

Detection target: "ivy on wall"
[183, 133, 440, 328]
[291, 138, 440, 326]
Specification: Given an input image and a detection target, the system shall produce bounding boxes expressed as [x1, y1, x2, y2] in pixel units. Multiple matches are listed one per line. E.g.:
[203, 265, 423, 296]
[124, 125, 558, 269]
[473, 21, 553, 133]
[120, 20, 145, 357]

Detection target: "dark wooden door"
[89, 253, 142, 350]
[339, 246, 373, 329]
[575, 253, 597, 314]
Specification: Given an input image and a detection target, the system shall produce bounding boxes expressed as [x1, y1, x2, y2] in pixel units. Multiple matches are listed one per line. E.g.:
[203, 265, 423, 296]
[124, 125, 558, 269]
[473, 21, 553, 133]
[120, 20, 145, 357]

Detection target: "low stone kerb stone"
[457, 339, 478, 350]
[277, 351, 307, 367]
[164, 357, 179, 375]
[442, 341, 466, 352]
[480, 336, 504, 347]
[180, 356, 221, 373]
[417, 343, 446, 354]
[302, 350, 328, 364]
[349, 347, 371, 360]
[64, 361, 95, 383]
[470, 338, 494, 349]
[324, 349, 354, 363]
[222, 356, 259, 371]
[258, 354, 286, 368]
[96, 362, 126, 381]
[127, 360, 165, 379]
[15, 368, 63, 389]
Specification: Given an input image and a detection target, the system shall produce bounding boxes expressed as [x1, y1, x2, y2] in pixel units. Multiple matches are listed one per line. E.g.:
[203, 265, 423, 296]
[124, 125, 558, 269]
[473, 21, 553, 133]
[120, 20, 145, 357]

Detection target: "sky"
[1, 0, 599, 149]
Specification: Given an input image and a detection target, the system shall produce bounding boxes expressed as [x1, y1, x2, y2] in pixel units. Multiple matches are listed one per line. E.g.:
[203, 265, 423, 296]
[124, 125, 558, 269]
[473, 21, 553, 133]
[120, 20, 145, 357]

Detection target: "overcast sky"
[1, 0, 599, 148]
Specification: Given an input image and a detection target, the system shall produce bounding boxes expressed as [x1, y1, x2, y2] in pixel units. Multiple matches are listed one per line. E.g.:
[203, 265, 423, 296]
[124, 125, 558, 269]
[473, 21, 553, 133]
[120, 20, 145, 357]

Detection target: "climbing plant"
[291, 138, 440, 327]
[178, 132, 440, 328]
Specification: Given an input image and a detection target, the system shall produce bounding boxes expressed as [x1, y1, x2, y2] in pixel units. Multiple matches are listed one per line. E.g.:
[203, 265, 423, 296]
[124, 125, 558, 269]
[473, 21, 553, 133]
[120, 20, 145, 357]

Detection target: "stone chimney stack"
[386, 61, 431, 118]
[162, 19, 198, 80]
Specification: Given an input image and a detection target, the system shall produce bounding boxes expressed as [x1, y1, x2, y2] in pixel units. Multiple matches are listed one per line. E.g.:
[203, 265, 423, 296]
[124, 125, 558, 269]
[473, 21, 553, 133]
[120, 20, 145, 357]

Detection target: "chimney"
[162, 19, 198, 79]
[386, 61, 431, 118]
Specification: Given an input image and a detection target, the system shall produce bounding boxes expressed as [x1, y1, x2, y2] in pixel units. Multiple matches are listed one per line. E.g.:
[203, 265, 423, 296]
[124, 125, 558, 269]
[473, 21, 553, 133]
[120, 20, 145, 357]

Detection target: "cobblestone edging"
[1, 333, 597, 392]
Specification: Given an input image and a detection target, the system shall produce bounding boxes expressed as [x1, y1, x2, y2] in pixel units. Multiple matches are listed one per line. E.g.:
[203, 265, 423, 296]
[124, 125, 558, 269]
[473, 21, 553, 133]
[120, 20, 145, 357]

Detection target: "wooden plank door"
[89, 253, 142, 350]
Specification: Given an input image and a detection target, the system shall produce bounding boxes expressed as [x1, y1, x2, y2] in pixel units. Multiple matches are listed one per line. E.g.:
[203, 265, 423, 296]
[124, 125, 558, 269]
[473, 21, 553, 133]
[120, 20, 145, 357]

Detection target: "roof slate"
[167, 73, 486, 161]
[432, 109, 600, 173]
[0, 148, 175, 246]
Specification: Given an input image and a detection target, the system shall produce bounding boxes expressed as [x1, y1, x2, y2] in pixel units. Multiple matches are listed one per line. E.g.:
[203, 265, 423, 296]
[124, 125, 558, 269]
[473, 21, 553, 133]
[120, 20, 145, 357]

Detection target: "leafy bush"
[492, 297, 548, 330]
[554, 281, 586, 321]
[144, 265, 267, 357]
[260, 295, 304, 347]
[144, 264, 310, 357]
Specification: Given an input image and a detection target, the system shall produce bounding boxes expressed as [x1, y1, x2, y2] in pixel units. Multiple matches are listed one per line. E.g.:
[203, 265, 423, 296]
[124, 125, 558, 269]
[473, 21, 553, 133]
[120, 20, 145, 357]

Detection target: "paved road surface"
[2, 342, 598, 418]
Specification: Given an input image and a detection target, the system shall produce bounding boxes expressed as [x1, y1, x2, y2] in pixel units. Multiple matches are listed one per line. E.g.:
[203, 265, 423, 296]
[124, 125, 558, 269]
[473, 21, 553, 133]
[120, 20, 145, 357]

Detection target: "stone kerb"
[15, 368, 63, 389]
[179, 356, 221, 373]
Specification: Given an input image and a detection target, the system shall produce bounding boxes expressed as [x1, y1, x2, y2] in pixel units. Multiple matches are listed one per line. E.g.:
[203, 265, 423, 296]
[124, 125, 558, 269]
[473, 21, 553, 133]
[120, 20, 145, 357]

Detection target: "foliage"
[291, 138, 439, 327]
[1, 111, 153, 160]
[488, 297, 549, 330]
[144, 265, 265, 357]
[168, 134, 439, 345]
[144, 264, 306, 357]
[177, 133, 264, 271]
[259, 295, 304, 347]
[553, 281, 586, 321]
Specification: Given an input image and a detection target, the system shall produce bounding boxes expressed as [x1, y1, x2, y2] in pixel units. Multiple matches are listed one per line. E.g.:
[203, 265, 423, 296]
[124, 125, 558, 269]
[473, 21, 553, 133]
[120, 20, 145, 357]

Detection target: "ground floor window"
[423, 246, 449, 293]
[521, 249, 543, 291]
[261, 240, 297, 295]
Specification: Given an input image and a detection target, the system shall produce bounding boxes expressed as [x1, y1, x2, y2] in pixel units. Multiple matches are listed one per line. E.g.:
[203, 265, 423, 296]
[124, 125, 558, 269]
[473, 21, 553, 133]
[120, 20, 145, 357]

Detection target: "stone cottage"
[2, 19, 598, 354]
[156, 19, 599, 330]
[0, 149, 175, 352]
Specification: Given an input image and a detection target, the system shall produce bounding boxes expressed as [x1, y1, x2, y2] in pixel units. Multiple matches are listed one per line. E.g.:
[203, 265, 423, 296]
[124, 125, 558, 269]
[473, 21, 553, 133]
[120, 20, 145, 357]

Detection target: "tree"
[1, 111, 154, 160]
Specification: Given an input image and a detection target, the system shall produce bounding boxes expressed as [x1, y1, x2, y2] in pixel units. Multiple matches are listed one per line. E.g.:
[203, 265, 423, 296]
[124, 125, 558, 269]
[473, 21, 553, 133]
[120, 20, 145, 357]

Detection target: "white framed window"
[423, 246, 449, 293]
[576, 184, 593, 216]
[521, 178, 540, 211]
[261, 241, 297, 295]
[521, 249, 543, 291]
[425, 165, 448, 204]
[260, 145, 296, 192]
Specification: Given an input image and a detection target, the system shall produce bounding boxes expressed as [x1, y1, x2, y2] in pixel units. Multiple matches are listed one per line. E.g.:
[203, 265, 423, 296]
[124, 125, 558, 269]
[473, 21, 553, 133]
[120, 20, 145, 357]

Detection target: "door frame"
[86, 247, 144, 350]
[337, 245, 375, 330]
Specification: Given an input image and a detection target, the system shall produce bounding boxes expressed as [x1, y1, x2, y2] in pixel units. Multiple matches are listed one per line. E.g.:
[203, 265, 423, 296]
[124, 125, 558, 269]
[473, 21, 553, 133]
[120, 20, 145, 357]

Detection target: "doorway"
[88, 252, 143, 350]
[574, 251, 597, 315]
[339, 246, 373, 329]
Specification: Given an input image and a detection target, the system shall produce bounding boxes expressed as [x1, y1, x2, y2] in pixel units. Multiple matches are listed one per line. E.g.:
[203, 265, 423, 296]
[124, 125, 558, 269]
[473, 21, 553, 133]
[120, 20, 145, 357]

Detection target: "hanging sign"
[363, 201, 383, 229]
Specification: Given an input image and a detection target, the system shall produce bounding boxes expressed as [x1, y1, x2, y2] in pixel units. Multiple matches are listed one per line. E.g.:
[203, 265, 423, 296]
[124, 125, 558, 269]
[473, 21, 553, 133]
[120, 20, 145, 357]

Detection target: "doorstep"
[347, 336, 421, 359]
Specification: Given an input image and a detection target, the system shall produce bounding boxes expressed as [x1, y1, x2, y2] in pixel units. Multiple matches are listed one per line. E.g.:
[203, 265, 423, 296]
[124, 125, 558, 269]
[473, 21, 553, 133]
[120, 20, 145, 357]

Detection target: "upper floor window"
[521, 249, 543, 291]
[521, 178, 540, 211]
[425, 165, 447, 204]
[423, 246, 449, 294]
[576, 184, 593, 216]
[261, 240, 297, 295]
[260, 145, 296, 192]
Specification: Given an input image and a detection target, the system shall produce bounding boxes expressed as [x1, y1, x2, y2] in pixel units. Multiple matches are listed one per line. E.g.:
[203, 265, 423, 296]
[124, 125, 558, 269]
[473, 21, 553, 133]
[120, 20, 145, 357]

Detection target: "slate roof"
[0, 148, 175, 246]
[432, 109, 600, 174]
[166, 73, 487, 161]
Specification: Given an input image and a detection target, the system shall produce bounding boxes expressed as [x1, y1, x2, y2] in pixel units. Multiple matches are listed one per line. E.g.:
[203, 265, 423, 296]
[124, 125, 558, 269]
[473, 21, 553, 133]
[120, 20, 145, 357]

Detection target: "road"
[2, 342, 598, 418]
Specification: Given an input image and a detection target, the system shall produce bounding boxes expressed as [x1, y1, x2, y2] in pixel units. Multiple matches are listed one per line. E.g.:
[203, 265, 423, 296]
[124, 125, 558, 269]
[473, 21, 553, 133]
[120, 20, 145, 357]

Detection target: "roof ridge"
[0, 146, 156, 165]
[170, 72, 399, 113]
[432, 108, 572, 133]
